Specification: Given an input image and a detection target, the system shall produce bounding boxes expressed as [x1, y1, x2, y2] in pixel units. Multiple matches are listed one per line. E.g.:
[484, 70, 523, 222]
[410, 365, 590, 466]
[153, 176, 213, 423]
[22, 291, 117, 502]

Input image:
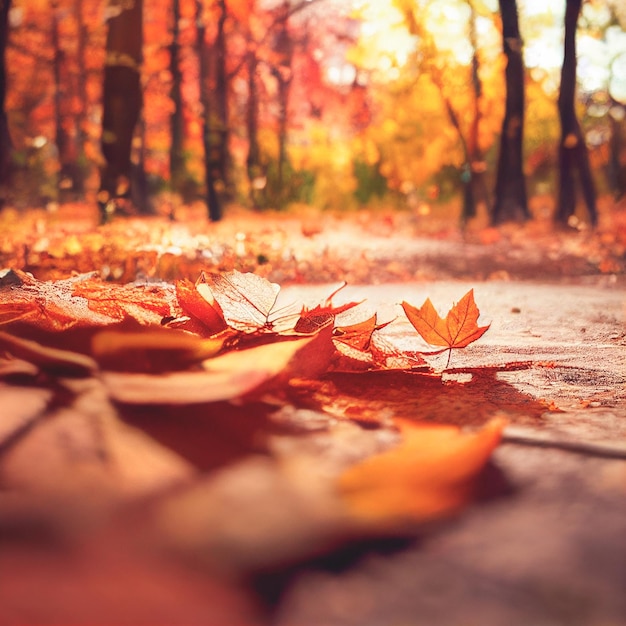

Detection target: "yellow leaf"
[100, 336, 322, 404]
[337, 418, 505, 525]
[91, 326, 225, 372]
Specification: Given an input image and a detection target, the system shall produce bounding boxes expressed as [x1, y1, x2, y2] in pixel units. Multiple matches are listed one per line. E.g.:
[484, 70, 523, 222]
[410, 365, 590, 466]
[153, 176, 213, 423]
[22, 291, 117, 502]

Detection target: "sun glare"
[350, 0, 418, 77]
[350, 0, 621, 97]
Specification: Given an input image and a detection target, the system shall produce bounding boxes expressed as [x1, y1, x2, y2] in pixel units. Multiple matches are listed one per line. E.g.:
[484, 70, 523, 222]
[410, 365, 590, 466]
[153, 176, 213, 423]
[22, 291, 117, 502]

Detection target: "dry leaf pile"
[0, 266, 506, 622]
[1, 201, 624, 286]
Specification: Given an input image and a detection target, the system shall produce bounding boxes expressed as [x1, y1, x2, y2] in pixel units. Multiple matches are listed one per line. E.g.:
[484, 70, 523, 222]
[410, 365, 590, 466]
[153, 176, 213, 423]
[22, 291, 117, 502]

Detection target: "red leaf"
[175, 278, 228, 335]
[294, 282, 362, 335]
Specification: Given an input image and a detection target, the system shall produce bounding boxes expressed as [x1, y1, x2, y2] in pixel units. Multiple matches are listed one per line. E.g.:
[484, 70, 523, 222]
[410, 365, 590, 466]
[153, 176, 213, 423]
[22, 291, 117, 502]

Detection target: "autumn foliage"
[0, 265, 502, 535]
[0, 267, 491, 374]
[4, 0, 622, 218]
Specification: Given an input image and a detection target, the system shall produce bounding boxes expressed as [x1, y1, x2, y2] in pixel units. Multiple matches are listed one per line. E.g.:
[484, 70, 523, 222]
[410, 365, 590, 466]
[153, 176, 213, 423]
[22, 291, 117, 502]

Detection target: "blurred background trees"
[0, 0, 11, 210]
[0, 0, 624, 225]
[492, 0, 529, 224]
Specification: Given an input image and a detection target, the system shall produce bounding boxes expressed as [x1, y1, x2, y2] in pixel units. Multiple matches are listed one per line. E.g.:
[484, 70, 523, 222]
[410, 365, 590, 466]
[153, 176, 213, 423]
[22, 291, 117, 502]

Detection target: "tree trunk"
[71, 0, 88, 195]
[274, 1, 293, 197]
[98, 0, 144, 222]
[246, 49, 263, 208]
[492, 0, 529, 224]
[438, 87, 474, 224]
[169, 0, 185, 192]
[461, 4, 490, 223]
[556, 0, 597, 227]
[52, 0, 83, 201]
[607, 103, 625, 200]
[196, 0, 222, 221]
[0, 0, 12, 209]
[132, 113, 151, 214]
[214, 0, 229, 196]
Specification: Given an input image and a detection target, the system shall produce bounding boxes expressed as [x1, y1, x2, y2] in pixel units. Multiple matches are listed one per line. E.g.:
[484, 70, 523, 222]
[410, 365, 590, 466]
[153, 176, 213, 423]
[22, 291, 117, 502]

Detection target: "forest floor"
[0, 197, 625, 626]
[1, 194, 625, 285]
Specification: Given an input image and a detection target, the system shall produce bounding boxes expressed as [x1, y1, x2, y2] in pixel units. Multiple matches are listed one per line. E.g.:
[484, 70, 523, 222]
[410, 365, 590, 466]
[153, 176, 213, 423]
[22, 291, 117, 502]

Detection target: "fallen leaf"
[201, 270, 295, 334]
[176, 277, 229, 335]
[0, 355, 40, 378]
[198, 271, 362, 338]
[72, 278, 176, 325]
[332, 317, 425, 371]
[402, 289, 490, 365]
[0, 377, 195, 503]
[101, 336, 319, 404]
[91, 326, 225, 372]
[333, 314, 378, 351]
[280, 323, 336, 380]
[0, 331, 98, 377]
[294, 282, 362, 335]
[152, 455, 352, 575]
[0, 270, 116, 331]
[337, 417, 505, 526]
[0, 305, 38, 327]
[332, 339, 376, 371]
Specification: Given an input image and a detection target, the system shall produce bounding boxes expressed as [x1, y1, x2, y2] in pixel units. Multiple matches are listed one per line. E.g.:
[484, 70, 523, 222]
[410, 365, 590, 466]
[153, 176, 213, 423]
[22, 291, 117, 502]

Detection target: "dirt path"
[1, 204, 625, 625]
[270, 280, 626, 625]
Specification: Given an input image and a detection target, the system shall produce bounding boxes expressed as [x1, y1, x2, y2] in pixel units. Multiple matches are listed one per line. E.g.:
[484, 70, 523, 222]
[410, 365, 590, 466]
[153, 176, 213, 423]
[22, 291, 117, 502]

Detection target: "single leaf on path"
[402, 289, 490, 364]
[337, 417, 505, 526]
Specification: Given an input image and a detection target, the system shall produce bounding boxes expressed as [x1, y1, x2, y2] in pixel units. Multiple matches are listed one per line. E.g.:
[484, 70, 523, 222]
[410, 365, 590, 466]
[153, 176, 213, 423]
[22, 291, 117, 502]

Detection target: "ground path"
[0, 202, 625, 624]
[272, 279, 626, 626]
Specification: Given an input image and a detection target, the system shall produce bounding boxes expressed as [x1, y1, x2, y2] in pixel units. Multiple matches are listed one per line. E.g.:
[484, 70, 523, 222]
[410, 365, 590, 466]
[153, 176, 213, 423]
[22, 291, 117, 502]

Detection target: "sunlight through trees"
[0, 0, 624, 224]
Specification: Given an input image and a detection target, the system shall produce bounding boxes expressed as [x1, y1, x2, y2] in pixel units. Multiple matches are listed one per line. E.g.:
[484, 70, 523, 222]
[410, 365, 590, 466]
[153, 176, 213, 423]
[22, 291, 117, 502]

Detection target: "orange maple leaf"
[401, 289, 489, 366]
